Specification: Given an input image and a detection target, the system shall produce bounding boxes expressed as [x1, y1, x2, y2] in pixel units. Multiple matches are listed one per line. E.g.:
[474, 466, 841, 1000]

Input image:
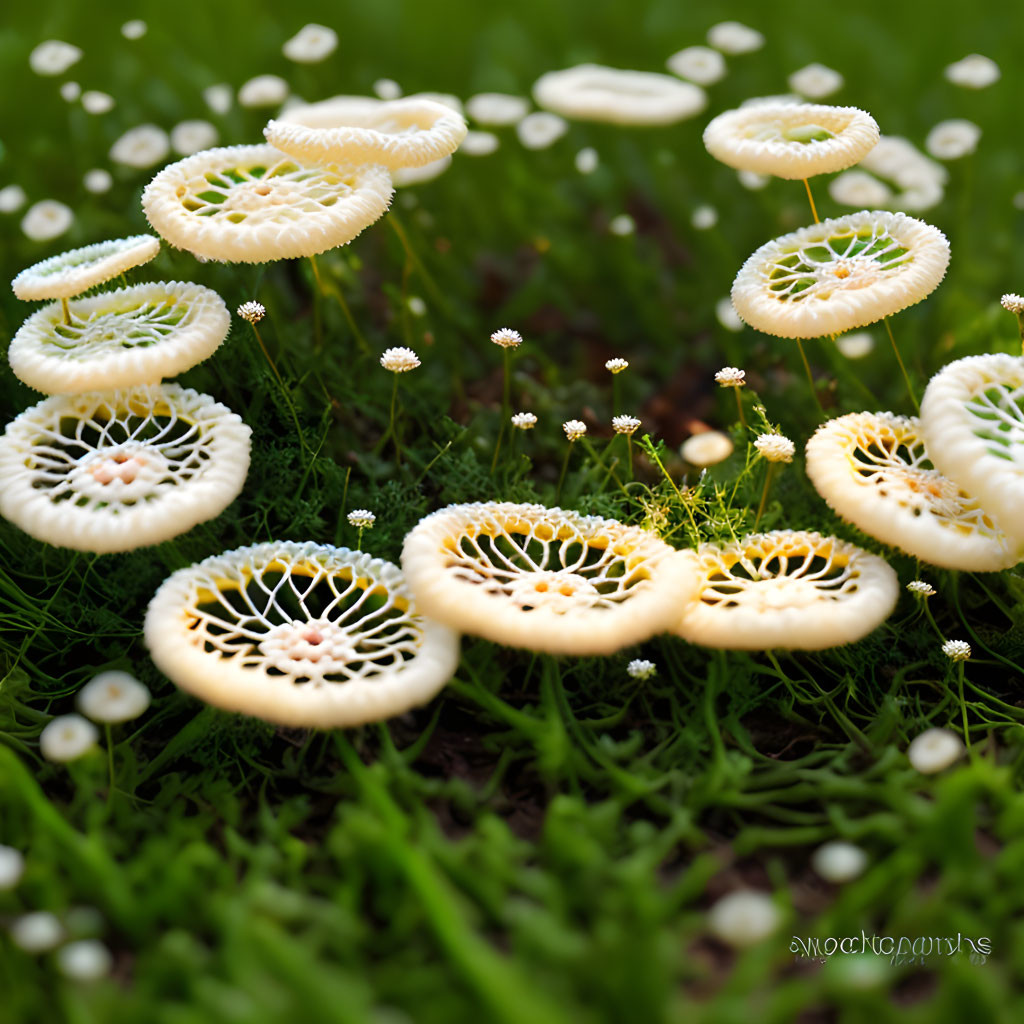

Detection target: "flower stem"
[754, 462, 776, 529]
[802, 178, 820, 223]
[883, 316, 919, 412]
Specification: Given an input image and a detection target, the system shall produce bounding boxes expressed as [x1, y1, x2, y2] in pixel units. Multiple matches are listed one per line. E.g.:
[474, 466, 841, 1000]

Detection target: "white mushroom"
[12, 235, 160, 302]
[401, 502, 698, 656]
[674, 530, 899, 650]
[142, 145, 393, 263]
[144, 542, 460, 728]
[805, 411, 1015, 571]
[8, 281, 230, 394]
[0, 384, 251, 553]
[731, 210, 949, 338]
[265, 97, 467, 169]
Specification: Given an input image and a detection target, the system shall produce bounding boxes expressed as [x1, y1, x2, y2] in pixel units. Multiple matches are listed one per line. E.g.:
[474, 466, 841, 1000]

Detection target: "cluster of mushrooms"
[3, 79, 1022, 733]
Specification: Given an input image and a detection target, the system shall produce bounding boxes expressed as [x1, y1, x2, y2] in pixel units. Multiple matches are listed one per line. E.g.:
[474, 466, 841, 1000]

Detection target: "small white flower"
[707, 21, 764, 55]
[754, 433, 795, 463]
[282, 24, 338, 63]
[788, 63, 844, 99]
[907, 580, 936, 597]
[490, 327, 522, 349]
[605, 358, 629, 374]
[627, 658, 656, 680]
[76, 671, 151, 724]
[236, 301, 266, 323]
[81, 91, 115, 115]
[1001, 294, 1024, 314]
[516, 112, 568, 150]
[238, 74, 289, 109]
[407, 296, 427, 316]
[835, 331, 874, 359]
[109, 124, 170, 169]
[460, 131, 499, 156]
[942, 639, 971, 662]
[707, 890, 780, 948]
[575, 147, 599, 174]
[60, 81, 81, 102]
[681, 430, 733, 467]
[40, 714, 98, 762]
[828, 170, 892, 209]
[715, 297, 744, 332]
[57, 940, 114, 981]
[691, 204, 718, 230]
[736, 169, 770, 191]
[380, 347, 420, 373]
[612, 415, 641, 435]
[715, 367, 745, 388]
[204, 83, 232, 115]
[0, 184, 27, 213]
[121, 20, 147, 40]
[811, 841, 867, 883]
[908, 727, 965, 774]
[0, 846, 25, 890]
[511, 412, 537, 430]
[667, 46, 727, 86]
[563, 419, 587, 442]
[29, 40, 82, 76]
[170, 119, 219, 156]
[926, 119, 981, 160]
[944, 53, 1000, 89]
[21, 199, 73, 242]
[609, 214, 635, 236]
[10, 912, 65, 953]
[347, 509, 376, 529]
[373, 78, 402, 100]
[466, 93, 530, 126]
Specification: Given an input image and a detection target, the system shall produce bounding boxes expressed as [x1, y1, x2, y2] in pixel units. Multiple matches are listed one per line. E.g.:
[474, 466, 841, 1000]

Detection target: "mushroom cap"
[703, 103, 879, 179]
[731, 210, 949, 338]
[674, 530, 898, 650]
[920, 353, 1024, 553]
[265, 97, 467, 169]
[144, 541, 460, 728]
[533, 64, 706, 126]
[8, 281, 230, 394]
[805, 411, 1015, 571]
[142, 144, 393, 263]
[0, 384, 251, 553]
[12, 235, 161, 301]
[401, 502, 698, 655]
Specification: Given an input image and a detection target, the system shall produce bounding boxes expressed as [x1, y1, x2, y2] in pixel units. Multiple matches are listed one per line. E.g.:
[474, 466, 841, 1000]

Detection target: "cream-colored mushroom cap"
[144, 542, 460, 728]
[265, 97, 467, 169]
[12, 235, 160, 302]
[8, 281, 229, 395]
[401, 502, 698, 655]
[142, 144, 393, 263]
[806, 411, 1015, 571]
[731, 210, 949, 339]
[533, 64, 705, 126]
[703, 103, 879, 179]
[920, 354, 1024, 553]
[674, 530, 898, 650]
[0, 384, 250, 553]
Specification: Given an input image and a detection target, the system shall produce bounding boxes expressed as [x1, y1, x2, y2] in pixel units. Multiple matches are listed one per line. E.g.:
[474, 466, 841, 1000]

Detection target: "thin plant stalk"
[754, 462, 776, 529]
[883, 316, 919, 412]
[802, 178, 820, 223]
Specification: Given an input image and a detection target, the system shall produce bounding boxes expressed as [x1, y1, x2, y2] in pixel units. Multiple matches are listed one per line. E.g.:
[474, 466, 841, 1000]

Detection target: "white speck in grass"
[237, 301, 266, 323]
[0, 846, 25, 890]
[788, 63, 844, 99]
[109, 124, 169, 169]
[30, 40, 82, 76]
[609, 214, 635, 236]
[691, 205, 718, 230]
[57, 940, 114, 981]
[60, 81, 81, 102]
[925, 119, 981, 160]
[121, 20, 147, 40]
[465, 93, 530, 126]
[238, 74, 289, 109]
[76, 671, 151, 724]
[40, 714, 98, 762]
[754, 433, 795, 463]
[0, 185, 27, 213]
[171, 119, 219, 156]
[204, 83, 232, 115]
[828, 170, 892, 209]
[282, 24, 338, 63]
[605, 358, 628, 374]
[811, 840, 868, 883]
[380, 347, 421, 373]
[707, 21, 764, 55]
[511, 412, 537, 430]
[407, 296, 427, 316]
[707, 890, 780, 948]
[373, 78, 402, 100]
[563, 419, 587, 442]
[667, 46, 726, 86]
[460, 130, 499, 156]
[907, 580, 936, 596]
[715, 297, 743, 332]
[21, 199, 73, 242]
[715, 367, 745, 388]
[81, 91, 115, 115]
[1001, 294, 1024, 314]
[490, 327, 522, 349]
[516, 111, 568, 150]
[681, 430, 733, 467]
[612, 414, 641, 435]
[908, 727, 965, 773]
[627, 658, 657, 680]
[736, 169, 770, 191]
[347, 509, 376, 529]
[575, 147, 599, 174]
[835, 331, 874, 359]
[11, 912, 65, 953]
[944, 53, 1000, 89]
[942, 639, 971, 662]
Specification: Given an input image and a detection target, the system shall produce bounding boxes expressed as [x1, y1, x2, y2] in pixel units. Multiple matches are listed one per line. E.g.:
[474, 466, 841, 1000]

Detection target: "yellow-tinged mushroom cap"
[0, 384, 250, 553]
[144, 542, 460, 728]
[8, 280, 230, 394]
[401, 502, 698, 655]
[142, 144, 393, 263]
[731, 210, 949, 338]
[805, 411, 1015, 571]
[674, 530, 898, 650]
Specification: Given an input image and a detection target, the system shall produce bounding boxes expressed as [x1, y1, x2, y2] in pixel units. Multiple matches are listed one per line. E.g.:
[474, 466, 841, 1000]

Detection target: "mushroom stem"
[754, 463, 775, 529]
[60, 297, 71, 325]
[732, 385, 747, 428]
[801, 178, 819, 224]
[883, 316, 919, 412]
